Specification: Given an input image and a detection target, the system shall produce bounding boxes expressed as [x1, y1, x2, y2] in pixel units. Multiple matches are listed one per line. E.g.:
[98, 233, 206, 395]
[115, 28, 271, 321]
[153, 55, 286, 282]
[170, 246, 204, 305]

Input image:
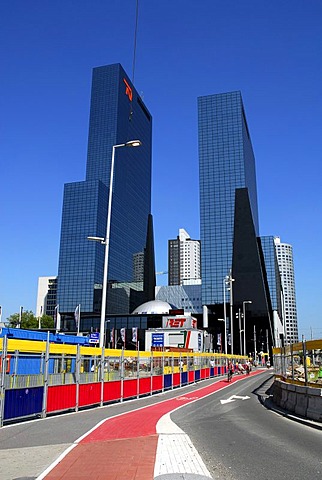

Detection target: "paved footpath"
[35, 371, 263, 480]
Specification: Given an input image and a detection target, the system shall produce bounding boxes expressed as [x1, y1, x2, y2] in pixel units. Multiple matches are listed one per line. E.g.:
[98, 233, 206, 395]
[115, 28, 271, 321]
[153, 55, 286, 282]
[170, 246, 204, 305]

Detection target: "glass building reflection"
[57, 64, 153, 318]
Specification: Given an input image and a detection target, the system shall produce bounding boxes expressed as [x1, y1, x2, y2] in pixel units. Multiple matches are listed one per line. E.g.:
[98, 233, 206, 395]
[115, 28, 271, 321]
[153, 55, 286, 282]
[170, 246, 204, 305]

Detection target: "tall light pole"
[88, 140, 142, 348]
[227, 271, 235, 354]
[222, 277, 228, 354]
[243, 300, 252, 356]
[236, 309, 242, 355]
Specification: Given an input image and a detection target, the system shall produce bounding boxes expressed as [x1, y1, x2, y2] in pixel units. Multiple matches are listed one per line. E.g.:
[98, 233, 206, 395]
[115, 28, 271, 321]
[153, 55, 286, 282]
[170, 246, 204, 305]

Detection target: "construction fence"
[273, 339, 322, 386]
[0, 335, 246, 426]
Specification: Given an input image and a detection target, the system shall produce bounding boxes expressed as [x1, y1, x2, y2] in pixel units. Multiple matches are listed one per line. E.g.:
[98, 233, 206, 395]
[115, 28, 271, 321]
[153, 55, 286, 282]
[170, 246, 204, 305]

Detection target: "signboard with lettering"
[89, 332, 100, 344]
[162, 316, 197, 329]
[152, 333, 164, 347]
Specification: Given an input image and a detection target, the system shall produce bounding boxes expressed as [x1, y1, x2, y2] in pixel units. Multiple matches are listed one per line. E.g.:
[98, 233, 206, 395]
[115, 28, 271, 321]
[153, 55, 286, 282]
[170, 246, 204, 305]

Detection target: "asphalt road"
[171, 372, 322, 480]
[1, 371, 321, 480]
[0, 376, 230, 480]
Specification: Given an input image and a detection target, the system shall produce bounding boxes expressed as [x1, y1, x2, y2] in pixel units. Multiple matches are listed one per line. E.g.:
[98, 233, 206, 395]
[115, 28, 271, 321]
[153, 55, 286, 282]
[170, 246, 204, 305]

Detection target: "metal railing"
[273, 339, 322, 387]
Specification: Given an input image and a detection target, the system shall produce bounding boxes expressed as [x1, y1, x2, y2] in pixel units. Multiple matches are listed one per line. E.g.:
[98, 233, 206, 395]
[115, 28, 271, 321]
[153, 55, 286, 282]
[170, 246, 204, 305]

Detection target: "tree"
[39, 315, 55, 329]
[7, 310, 54, 330]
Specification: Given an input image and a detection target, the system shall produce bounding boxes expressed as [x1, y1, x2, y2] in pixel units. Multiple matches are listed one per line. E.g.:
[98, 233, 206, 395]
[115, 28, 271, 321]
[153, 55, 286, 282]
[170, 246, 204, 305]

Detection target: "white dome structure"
[132, 300, 172, 315]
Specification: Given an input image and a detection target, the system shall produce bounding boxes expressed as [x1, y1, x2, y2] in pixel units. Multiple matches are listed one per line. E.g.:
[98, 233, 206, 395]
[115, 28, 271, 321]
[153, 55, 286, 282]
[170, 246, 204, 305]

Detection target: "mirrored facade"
[198, 91, 259, 306]
[57, 64, 152, 316]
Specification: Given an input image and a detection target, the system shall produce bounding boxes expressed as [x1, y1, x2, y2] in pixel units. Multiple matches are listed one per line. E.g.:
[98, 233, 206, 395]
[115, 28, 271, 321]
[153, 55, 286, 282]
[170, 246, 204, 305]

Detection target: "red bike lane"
[42, 371, 261, 480]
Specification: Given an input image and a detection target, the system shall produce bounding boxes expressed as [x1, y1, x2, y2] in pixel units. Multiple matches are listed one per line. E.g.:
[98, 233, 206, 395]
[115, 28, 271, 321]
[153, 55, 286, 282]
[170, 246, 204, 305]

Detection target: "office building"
[198, 91, 275, 355]
[36, 276, 57, 318]
[57, 64, 154, 327]
[168, 229, 201, 285]
[156, 284, 202, 314]
[274, 237, 298, 343]
[260, 236, 284, 346]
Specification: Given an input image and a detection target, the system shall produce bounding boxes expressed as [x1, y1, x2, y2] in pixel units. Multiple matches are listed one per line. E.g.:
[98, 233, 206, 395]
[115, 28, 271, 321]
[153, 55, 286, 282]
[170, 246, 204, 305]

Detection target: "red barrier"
[152, 375, 163, 391]
[123, 378, 137, 399]
[79, 383, 101, 407]
[47, 384, 77, 413]
[201, 368, 209, 379]
[44, 367, 215, 416]
[173, 372, 180, 387]
[139, 377, 151, 395]
[103, 380, 121, 402]
[188, 370, 195, 383]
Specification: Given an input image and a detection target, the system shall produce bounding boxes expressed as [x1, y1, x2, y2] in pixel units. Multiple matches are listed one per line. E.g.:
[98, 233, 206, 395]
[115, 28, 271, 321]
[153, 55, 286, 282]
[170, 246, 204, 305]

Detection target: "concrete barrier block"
[285, 391, 297, 413]
[305, 386, 322, 397]
[281, 387, 289, 409]
[273, 379, 322, 423]
[287, 383, 296, 392]
[307, 395, 322, 422]
[294, 393, 308, 417]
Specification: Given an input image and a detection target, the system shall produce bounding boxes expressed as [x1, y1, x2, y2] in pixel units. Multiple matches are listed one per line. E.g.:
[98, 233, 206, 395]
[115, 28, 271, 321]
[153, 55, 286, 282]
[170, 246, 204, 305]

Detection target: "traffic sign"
[89, 332, 100, 344]
[152, 333, 164, 347]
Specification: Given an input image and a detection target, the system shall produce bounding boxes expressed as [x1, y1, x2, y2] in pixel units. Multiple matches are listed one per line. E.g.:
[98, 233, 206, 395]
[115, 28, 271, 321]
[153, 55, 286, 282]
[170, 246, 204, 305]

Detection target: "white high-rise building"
[274, 237, 298, 344]
[36, 276, 57, 319]
[168, 229, 201, 286]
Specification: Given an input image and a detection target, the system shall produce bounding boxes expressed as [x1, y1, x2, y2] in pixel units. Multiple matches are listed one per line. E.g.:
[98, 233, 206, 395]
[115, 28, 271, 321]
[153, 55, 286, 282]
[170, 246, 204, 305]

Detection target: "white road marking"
[154, 412, 212, 479]
[220, 394, 250, 404]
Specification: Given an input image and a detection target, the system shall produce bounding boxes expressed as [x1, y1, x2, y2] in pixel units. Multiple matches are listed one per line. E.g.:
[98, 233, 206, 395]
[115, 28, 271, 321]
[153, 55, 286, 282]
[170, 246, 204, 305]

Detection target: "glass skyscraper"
[198, 91, 259, 306]
[260, 236, 283, 315]
[198, 91, 277, 355]
[57, 64, 152, 318]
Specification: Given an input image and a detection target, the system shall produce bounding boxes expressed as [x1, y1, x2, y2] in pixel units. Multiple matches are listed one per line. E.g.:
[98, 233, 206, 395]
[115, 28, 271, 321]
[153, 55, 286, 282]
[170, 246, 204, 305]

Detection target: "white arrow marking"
[220, 395, 250, 404]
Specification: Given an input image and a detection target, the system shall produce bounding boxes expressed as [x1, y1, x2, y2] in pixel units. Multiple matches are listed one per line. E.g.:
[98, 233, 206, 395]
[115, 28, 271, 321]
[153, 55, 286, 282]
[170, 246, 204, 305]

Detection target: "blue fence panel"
[15, 355, 42, 375]
[4, 387, 44, 421]
[210, 367, 214, 377]
[181, 371, 188, 386]
[163, 373, 172, 390]
[195, 370, 201, 381]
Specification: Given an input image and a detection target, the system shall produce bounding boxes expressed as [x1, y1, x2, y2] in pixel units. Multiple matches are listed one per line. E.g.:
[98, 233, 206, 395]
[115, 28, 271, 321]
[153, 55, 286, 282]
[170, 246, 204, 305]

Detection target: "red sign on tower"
[123, 78, 133, 101]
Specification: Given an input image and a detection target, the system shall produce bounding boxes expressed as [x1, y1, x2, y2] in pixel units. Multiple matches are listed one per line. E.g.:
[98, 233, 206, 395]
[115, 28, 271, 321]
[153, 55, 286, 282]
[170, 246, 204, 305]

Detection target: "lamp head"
[87, 236, 105, 243]
[125, 140, 142, 147]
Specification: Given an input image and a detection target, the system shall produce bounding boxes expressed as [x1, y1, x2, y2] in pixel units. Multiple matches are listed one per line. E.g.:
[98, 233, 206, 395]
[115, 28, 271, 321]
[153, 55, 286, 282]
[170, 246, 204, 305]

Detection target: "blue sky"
[1, 1, 321, 339]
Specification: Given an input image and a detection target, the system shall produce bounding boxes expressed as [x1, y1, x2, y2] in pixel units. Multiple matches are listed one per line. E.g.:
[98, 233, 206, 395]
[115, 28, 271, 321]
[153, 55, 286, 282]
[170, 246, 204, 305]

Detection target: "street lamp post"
[88, 140, 142, 349]
[236, 309, 243, 355]
[227, 271, 235, 354]
[243, 300, 252, 356]
[222, 277, 228, 354]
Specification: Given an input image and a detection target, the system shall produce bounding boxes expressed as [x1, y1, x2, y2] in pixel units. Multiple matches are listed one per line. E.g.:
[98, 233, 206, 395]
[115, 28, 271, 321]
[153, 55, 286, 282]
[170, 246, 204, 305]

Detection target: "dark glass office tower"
[198, 91, 275, 355]
[198, 91, 259, 306]
[260, 236, 283, 318]
[57, 64, 153, 320]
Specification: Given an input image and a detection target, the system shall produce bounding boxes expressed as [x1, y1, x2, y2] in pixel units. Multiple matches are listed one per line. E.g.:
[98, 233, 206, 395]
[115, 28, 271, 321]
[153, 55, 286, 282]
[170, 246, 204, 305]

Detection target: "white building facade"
[36, 276, 57, 318]
[168, 229, 201, 286]
[274, 237, 298, 344]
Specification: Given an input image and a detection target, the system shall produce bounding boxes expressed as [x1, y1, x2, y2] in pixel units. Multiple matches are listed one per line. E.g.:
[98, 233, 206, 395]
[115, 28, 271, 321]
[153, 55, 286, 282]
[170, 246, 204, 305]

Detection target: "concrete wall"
[273, 379, 322, 422]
